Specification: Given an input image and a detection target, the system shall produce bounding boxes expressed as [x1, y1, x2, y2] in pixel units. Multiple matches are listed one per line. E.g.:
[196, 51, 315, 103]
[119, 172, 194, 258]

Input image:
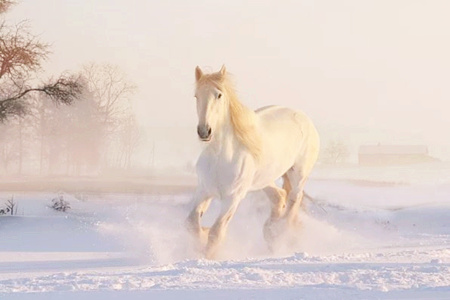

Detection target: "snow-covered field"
[0, 167, 449, 299]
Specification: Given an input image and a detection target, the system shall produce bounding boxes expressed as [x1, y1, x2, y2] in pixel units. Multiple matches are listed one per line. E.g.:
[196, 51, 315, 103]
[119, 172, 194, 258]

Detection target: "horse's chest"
[197, 152, 253, 197]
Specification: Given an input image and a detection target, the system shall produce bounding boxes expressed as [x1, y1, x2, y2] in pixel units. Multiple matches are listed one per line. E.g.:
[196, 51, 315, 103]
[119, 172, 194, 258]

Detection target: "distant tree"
[0, 0, 82, 122]
[0, 1, 14, 14]
[30, 85, 103, 176]
[0, 122, 18, 173]
[323, 140, 350, 164]
[81, 63, 136, 133]
[0, 196, 17, 215]
[115, 115, 142, 169]
[81, 63, 137, 168]
[30, 94, 67, 175]
[51, 195, 70, 212]
[64, 88, 103, 175]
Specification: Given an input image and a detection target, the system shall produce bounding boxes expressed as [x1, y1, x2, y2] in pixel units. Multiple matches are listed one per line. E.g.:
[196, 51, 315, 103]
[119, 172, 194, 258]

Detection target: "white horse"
[186, 65, 320, 258]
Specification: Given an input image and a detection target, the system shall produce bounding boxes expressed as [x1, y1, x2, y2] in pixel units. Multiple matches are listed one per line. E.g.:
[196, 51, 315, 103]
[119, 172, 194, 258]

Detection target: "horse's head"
[194, 65, 228, 142]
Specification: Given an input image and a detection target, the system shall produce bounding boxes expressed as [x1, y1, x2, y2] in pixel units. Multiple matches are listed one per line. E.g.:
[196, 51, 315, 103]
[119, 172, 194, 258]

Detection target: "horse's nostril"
[207, 128, 212, 135]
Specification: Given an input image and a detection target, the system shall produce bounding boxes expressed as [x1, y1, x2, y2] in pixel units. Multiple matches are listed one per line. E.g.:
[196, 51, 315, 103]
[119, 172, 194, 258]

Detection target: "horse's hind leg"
[263, 183, 287, 245]
[282, 173, 292, 198]
[284, 167, 308, 226]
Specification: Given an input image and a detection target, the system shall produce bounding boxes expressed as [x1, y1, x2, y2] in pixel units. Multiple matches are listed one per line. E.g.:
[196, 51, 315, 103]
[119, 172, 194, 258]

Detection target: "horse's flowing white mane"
[197, 71, 262, 160]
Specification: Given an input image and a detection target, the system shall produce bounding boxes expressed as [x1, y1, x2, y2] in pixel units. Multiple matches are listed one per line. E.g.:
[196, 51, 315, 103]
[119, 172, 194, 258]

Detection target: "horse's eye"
[217, 93, 222, 99]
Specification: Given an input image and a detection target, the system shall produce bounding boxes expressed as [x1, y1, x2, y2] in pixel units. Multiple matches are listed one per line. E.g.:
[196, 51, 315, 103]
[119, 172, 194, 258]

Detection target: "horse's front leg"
[205, 195, 242, 259]
[186, 189, 212, 248]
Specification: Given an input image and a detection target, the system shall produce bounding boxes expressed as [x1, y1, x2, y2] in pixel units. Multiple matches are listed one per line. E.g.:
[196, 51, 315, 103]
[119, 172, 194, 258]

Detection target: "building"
[358, 145, 436, 165]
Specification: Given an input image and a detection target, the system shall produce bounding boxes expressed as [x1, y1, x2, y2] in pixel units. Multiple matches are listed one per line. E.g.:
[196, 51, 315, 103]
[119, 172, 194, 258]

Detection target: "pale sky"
[6, 0, 450, 160]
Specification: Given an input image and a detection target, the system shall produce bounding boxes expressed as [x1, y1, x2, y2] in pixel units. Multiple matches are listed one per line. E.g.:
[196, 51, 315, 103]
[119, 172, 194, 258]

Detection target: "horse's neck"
[209, 101, 257, 159]
[208, 115, 237, 156]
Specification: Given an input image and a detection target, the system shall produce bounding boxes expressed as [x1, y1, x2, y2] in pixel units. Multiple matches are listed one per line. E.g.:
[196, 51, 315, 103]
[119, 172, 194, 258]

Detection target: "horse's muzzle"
[197, 125, 212, 141]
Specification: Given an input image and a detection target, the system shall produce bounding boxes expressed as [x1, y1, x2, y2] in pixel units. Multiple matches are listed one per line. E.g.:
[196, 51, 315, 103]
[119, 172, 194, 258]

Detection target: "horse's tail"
[303, 191, 327, 213]
[303, 191, 314, 201]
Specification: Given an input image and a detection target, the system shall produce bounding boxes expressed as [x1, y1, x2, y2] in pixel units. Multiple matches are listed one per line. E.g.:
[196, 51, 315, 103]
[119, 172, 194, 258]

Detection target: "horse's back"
[255, 105, 318, 142]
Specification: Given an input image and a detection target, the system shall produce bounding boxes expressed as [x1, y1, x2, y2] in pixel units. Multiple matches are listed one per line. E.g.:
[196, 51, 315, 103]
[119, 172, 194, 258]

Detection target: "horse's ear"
[195, 66, 203, 81]
[219, 64, 227, 76]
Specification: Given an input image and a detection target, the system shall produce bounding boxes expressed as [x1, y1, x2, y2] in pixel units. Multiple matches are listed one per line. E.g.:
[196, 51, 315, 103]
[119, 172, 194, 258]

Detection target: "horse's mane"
[197, 72, 262, 160]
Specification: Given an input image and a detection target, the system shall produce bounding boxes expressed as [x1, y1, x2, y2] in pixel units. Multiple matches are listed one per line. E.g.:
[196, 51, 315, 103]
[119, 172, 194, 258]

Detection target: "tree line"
[0, 1, 141, 176]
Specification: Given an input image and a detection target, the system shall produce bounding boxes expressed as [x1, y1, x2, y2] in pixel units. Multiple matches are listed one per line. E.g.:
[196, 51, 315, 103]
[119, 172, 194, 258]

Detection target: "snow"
[0, 167, 449, 299]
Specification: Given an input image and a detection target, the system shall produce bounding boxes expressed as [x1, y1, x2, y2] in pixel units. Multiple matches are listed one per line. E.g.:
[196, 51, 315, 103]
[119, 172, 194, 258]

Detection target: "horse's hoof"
[263, 218, 287, 247]
[288, 217, 302, 230]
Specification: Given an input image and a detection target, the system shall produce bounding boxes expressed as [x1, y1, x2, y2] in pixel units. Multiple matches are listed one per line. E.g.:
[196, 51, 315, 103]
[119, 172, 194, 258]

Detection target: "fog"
[4, 0, 450, 176]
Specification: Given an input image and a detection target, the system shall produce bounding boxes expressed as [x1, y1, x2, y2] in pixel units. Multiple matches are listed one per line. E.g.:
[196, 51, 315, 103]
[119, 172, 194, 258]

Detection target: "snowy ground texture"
[0, 168, 449, 299]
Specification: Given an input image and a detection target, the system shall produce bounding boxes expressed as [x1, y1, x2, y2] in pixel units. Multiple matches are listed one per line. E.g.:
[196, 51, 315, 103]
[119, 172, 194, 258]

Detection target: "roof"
[359, 145, 428, 155]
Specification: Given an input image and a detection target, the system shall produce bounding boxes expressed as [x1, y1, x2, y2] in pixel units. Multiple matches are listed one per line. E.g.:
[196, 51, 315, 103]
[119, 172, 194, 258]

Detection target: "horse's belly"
[250, 161, 293, 190]
[250, 141, 298, 190]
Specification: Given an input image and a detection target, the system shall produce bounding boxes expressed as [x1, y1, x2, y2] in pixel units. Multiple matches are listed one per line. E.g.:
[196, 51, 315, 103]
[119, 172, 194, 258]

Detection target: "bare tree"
[65, 90, 103, 175]
[0, 195, 17, 215]
[0, 1, 14, 15]
[0, 1, 82, 122]
[323, 140, 350, 164]
[0, 122, 18, 173]
[81, 63, 136, 133]
[5, 196, 16, 215]
[115, 115, 142, 169]
[81, 63, 137, 169]
[29, 86, 103, 176]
